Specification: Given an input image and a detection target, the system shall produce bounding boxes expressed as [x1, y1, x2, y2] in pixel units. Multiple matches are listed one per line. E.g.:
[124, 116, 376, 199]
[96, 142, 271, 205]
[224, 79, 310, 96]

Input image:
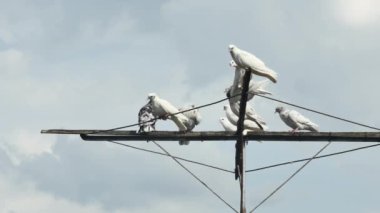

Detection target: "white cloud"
[0, 174, 121, 213]
[0, 172, 225, 213]
[333, 0, 380, 27]
[0, 129, 56, 166]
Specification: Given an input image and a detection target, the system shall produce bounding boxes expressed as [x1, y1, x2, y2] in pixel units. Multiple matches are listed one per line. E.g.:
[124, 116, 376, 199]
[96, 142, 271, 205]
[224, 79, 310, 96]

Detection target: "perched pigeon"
[230, 60, 245, 91]
[228, 99, 266, 129]
[178, 105, 202, 130]
[275, 106, 319, 132]
[247, 79, 272, 99]
[219, 117, 237, 132]
[226, 79, 272, 103]
[223, 105, 266, 131]
[147, 93, 189, 132]
[219, 117, 258, 135]
[177, 105, 202, 145]
[137, 103, 156, 133]
[229, 44, 278, 83]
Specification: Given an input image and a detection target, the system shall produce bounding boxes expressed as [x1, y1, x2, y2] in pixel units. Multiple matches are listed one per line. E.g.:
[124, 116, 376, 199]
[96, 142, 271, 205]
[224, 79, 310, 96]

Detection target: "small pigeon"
[228, 99, 266, 129]
[219, 117, 256, 135]
[275, 106, 319, 132]
[229, 44, 278, 83]
[230, 60, 245, 90]
[137, 103, 156, 133]
[147, 93, 189, 132]
[178, 105, 202, 130]
[177, 105, 202, 145]
[226, 79, 272, 103]
[223, 105, 266, 131]
[219, 117, 237, 132]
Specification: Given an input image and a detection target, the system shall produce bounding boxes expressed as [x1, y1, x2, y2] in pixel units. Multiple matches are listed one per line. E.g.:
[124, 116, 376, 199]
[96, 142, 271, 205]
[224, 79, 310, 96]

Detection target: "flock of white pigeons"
[138, 44, 319, 145]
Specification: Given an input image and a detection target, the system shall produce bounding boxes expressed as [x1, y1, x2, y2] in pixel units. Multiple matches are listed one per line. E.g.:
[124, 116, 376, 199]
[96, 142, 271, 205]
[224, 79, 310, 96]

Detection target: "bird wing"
[228, 85, 242, 103]
[235, 48, 278, 83]
[288, 110, 317, 129]
[178, 106, 196, 120]
[138, 103, 156, 133]
[237, 49, 267, 70]
[249, 79, 272, 95]
[246, 105, 266, 125]
[171, 114, 189, 131]
[244, 120, 261, 131]
[158, 98, 180, 115]
[220, 119, 237, 131]
[179, 105, 201, 127]
[225, 107, 239, 125]
[232, 67, 245, 89]
[138, 104, 155, 125]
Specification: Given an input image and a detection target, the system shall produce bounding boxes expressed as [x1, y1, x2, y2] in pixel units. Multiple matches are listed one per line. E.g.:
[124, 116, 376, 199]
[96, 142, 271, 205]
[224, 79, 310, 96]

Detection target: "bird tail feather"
[263, 67, 278, 83]
[309, 123, 319, 132]
[250, 79, 273, 95]
[250, 67, 278, 83]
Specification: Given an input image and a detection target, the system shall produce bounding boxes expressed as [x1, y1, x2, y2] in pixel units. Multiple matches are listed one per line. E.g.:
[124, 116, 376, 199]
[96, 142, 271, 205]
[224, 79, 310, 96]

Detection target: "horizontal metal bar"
[40, 129, 380, 142]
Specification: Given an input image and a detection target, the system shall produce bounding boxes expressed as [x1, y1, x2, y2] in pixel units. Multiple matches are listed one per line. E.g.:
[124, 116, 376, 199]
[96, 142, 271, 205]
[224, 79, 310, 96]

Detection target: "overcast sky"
[1, 0, 380, 212]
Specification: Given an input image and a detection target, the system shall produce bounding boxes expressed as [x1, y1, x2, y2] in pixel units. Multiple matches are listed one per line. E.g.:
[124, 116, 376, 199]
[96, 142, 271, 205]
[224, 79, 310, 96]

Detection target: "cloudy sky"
[1, 0, 380, 212]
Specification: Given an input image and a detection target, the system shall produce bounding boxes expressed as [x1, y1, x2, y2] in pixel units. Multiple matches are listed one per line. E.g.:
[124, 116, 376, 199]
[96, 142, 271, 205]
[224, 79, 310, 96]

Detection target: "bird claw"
[289, 128, 299, 135]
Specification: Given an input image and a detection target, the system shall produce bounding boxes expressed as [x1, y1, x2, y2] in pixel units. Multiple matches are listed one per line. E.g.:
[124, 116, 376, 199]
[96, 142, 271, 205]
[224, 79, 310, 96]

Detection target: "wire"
[249, 142, 332, 213]
[86, 92, 380, 136]
[152, 141, 238, 213]
[86, 94, 241, 135]
[246, 143, 380, 173]
[105, 140, 234, 173]
[255, 94, 380, 131]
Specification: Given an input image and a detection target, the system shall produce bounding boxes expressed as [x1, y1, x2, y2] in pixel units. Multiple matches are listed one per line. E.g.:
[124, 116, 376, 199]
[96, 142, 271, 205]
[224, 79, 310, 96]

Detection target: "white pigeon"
[247, 79, 272, 99]
[275, 106, 319, 132]
[178, 105, 202, 130]
[219, 117, 258, 135]
[226, 79, 272, 103]
[229, 44, 278, 83]
[227, 60, 244, 103]
[177, 105, 202, 145]
[230, 60, 245, 90]
[223, 105, 266, 131]
[228, 99, 267, 129]
[219, 117, 237, 132]
[137, 103, 156, 133]
[147, 93, 189, 132]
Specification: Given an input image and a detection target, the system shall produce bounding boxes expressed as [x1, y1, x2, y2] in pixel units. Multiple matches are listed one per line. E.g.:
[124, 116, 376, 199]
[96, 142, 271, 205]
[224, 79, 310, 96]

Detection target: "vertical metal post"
[235, 69, 252, 213]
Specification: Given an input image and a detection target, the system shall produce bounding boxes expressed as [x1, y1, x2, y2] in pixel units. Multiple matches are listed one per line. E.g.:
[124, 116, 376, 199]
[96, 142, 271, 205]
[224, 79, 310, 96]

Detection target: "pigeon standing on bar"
[137, 103, 156, 133]
[178, 105, 202, 131]
[229, 44, 278, 83]
[223, 105, 266, 131]
[219, 117, 237, 132]
[275, 106, 319, 132]
[147, 93, 189, 132]
[177, 105, 202, 145]
[228, 99, 266, 130]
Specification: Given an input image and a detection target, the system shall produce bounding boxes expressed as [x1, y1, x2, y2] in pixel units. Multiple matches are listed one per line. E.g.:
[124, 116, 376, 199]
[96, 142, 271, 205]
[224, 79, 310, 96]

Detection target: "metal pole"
[235, 69, 252, 213]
